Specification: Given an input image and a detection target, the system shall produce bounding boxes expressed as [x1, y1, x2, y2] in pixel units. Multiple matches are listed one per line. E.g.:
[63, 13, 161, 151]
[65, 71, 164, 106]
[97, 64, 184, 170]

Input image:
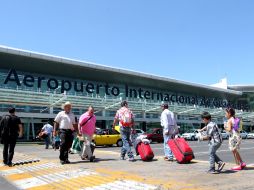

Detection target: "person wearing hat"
[160, 103, 178, 162]
[53, 102, 76, 164]
[199, 112, 225, 174]
[0, 107, 23, 166]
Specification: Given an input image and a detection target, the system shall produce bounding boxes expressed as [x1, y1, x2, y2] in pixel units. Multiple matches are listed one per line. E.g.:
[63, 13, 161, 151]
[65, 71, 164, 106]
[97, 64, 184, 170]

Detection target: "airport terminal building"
[0, 46, 254, 141]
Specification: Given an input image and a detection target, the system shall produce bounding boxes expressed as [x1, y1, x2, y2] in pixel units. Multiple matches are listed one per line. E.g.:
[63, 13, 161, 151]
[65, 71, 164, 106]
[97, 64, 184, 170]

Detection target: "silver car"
[247, 132, 254, 139]
[240, 131, 248, 139]
[221, 130, 229, 140]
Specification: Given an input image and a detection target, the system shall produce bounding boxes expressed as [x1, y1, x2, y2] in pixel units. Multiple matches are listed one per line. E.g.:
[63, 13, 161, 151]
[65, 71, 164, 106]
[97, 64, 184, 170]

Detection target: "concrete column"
[31, 118, 35, 140]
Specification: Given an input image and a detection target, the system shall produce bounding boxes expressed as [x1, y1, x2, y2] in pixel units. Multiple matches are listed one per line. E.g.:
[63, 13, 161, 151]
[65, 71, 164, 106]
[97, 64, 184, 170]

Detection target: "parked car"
[221, 130, 229, 140]
[247, 132, 254, 139]
[93, 128, 122, 147]
[181, 129, 198, 141]
[240, 130, 248, 139]
[134, 129, 145, 136]
[145, 128, 163, 143]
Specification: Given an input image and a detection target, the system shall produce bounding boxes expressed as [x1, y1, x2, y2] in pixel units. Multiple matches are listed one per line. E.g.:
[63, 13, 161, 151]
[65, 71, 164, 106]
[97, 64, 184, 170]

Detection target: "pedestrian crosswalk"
[0, 160, 159, 190]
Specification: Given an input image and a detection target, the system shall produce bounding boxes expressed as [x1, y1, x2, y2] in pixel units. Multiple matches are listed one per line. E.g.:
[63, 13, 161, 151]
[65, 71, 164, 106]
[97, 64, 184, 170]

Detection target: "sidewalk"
[0, 144, 254, 190]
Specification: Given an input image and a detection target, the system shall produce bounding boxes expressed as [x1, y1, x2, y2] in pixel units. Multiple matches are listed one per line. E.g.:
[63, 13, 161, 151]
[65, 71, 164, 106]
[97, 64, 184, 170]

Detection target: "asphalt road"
[100, 139, 254, 164]
[1, 140, 254, 190]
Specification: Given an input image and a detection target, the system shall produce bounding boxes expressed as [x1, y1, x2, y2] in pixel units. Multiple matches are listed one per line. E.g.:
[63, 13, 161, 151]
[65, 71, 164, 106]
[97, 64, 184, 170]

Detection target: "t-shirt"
[42, 124, 53, 135]
[54, 111, 75, 130]
[54, 136, 60, 142]
[79, 112, 96, 136]
[114, 107, 134, 127]
[206, 121, 222, 144]
[0, 114, 21, 138]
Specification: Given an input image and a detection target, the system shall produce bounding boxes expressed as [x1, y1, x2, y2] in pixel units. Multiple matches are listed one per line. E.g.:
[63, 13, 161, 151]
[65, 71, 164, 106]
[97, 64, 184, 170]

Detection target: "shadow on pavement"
[220, 170, 238, 174]
[69, 158, 118, 164]
[242, 167, 254, 171]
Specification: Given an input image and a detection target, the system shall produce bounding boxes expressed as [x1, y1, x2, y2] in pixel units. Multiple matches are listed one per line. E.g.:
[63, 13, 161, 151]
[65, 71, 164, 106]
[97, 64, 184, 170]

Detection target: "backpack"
[120, 109, 133, 127]
[233, 118, 240, 132]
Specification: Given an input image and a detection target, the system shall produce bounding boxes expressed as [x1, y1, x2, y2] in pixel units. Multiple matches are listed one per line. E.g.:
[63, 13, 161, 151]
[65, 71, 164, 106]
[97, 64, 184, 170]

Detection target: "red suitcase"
[137, 142, 154, 161]
[168, 138, 194, 164]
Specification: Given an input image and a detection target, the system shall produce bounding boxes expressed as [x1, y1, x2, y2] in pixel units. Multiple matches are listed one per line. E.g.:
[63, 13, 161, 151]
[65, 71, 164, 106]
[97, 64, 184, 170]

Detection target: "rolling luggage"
[137, 142, 154, 161]
[168, 138, 194, 164]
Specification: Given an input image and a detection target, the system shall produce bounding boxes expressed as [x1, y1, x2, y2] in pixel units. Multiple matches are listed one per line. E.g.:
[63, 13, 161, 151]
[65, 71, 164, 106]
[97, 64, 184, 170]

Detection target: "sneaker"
[7, 162, 13, 167]
[218, 162, 226, 172]
[168, 158, 174, 162]
[65, 160, 71, 164]
[120, 155, 125, 160]
[241, 162, 246, 169]
[164, 157, 169, 161]
[89, 156, 95, 162]
[128, 157, 135, 162]
[60, 160, 65, 165]
[207, 169, 219, 174]
[231, 165, 242, 171]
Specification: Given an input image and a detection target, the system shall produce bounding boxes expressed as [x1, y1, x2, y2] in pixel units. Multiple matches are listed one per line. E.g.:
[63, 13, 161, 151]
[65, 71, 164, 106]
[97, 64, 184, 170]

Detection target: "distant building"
[0, 46, 253, 141]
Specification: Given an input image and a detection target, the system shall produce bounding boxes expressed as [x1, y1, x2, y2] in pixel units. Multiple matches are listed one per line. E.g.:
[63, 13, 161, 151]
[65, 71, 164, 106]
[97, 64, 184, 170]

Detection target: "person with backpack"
[224, 108, 246, 171]
[113, 101, 135, 161]
[198, 112, 225, 174]
[78, 106, 96, 162]
[160, 103, 178, 162]
[0, 107, 23, 166]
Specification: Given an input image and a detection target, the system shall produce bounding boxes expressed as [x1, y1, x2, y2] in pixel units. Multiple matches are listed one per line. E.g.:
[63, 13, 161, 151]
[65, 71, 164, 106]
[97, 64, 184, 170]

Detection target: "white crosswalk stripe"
[13, 168, 96, 189]
[81, 180, 158, 190]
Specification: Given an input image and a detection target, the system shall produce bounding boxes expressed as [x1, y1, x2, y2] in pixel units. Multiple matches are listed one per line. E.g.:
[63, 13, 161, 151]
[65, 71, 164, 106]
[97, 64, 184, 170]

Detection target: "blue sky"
[0, 1, 253, 85]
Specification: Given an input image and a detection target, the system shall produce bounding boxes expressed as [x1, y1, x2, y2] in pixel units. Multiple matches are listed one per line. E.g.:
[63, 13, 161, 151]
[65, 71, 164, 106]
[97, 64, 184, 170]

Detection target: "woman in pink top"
[78, 106, 96, 162]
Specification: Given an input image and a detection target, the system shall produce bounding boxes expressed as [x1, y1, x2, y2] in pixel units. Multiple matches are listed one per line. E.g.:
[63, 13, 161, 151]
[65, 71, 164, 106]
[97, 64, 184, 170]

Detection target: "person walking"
[224, 108, 246, 171]
[0, 107, 23, 166]
[113, 101, 135, 161]
[53, 102, 76, 165]
[78, 106, 96, 162]
[160, 103, 178, 162]
[41, 121, 53, 149]
[199, 112, 225, 174]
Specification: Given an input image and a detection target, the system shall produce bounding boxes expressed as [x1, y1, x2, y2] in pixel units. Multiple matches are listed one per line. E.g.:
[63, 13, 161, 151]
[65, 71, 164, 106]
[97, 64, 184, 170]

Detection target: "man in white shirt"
[53, 102, 76, 164]
[41, 121, 53, 149]
[160, 103, 178, 161]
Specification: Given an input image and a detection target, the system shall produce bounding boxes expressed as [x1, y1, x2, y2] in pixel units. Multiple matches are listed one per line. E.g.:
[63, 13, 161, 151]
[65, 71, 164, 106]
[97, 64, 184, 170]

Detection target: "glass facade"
[1, 62, 254, 141]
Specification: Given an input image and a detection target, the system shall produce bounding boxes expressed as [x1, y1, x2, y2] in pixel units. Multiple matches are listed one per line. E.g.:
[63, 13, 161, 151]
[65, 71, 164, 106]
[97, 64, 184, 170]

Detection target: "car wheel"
[191, 136, 195, 141]
[116, 139, 123, 147]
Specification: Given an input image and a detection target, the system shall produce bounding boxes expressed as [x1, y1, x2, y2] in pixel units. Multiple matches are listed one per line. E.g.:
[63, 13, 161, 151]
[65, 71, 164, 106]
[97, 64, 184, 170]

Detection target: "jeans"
[209, 142, 222, 170]
[2, 137, 17, 164]
[59, 129, 74, 161]
[44, 134, 51, 149]
[81, 134, 93, 159]
[163, 134, 173, 159]
[120, 127, 133, 159]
